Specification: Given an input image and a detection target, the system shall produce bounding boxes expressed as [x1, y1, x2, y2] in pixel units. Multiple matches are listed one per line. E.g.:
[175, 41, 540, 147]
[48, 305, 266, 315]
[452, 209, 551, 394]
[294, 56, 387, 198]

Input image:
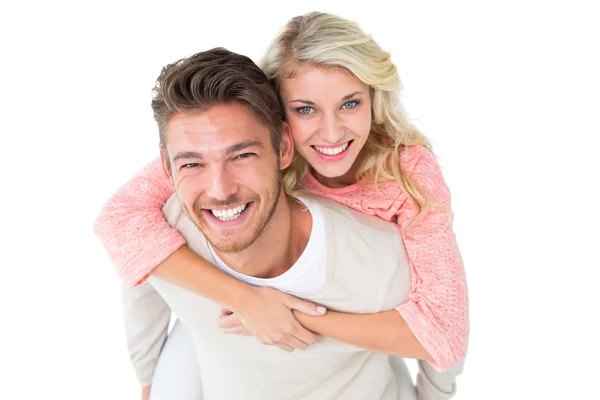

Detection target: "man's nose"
[318, 113, 346, 144]
[206, 166, 238, 200]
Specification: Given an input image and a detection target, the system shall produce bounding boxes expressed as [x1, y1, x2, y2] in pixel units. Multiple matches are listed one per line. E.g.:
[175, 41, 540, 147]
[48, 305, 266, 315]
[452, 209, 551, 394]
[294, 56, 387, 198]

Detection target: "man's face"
[162, 103, 292, 253]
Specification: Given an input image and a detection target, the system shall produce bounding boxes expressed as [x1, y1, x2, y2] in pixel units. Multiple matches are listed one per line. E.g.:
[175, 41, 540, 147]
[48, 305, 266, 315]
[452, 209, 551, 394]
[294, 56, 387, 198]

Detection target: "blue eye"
[296, 106, 314, 115]
[341, 100, 359, 109]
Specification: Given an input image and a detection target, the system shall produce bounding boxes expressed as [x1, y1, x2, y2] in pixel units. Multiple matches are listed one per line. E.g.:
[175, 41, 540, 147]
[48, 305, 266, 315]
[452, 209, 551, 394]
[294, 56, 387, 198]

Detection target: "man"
[122, 48, 451, 400]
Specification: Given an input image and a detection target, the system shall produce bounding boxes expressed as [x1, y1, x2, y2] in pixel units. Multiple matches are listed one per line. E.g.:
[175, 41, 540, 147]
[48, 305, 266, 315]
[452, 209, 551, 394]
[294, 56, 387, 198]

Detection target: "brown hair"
[152, 48, 283, 158]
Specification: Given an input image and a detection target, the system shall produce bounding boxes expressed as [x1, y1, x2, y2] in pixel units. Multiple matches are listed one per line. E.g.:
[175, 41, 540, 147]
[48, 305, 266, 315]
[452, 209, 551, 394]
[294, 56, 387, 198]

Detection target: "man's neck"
[213, 194, 312, 278]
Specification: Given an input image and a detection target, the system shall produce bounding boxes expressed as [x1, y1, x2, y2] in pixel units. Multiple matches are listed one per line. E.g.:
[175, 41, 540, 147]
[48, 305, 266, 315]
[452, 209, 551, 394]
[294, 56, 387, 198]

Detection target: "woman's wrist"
[152, 245, 254, 311]
[293, 309, 327, 332]
[224, 281, 256, 312]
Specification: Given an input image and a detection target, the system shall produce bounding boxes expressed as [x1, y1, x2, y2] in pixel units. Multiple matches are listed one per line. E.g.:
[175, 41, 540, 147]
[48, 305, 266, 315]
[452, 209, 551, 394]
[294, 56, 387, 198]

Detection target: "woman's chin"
[310, 163, 357, 187]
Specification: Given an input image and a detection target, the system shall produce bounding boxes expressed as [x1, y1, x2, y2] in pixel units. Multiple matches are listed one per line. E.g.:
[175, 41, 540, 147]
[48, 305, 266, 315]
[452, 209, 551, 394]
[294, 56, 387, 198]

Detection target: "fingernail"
[316, 306, 326, 314]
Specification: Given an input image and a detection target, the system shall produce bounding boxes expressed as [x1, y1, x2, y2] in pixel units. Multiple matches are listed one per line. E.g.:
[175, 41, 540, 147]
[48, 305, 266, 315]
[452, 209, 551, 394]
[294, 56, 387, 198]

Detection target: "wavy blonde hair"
[260, 12, 436, 224]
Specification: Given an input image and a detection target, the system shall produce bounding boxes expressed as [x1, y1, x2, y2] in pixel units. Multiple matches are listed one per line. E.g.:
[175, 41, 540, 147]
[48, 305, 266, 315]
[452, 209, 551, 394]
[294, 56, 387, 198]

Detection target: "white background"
[1, 1, 599, 399]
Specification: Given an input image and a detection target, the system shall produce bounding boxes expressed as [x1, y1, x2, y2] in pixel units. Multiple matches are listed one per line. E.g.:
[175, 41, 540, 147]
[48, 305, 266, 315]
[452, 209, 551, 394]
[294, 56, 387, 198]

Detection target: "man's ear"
[160, 148, 173, 181]
[279, 122, 294, 170]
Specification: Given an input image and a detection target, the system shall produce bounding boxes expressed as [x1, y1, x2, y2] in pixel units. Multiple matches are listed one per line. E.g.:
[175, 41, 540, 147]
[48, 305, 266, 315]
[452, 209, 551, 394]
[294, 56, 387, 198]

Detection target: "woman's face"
[279, 65, 372, 187]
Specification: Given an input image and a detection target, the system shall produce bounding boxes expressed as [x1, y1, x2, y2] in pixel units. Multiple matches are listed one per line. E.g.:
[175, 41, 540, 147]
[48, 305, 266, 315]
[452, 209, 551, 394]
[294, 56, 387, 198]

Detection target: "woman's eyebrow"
[288, 91, 363, 105]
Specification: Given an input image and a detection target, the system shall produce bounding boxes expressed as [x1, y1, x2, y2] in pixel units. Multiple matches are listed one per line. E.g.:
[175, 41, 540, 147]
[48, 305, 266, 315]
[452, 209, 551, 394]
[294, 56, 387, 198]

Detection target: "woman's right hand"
[219, 286, 327, 352]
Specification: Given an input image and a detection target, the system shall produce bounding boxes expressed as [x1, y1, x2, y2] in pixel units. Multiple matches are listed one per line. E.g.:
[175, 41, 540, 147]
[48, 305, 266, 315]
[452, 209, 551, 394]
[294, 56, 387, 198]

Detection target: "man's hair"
[152, 48, 283, 158]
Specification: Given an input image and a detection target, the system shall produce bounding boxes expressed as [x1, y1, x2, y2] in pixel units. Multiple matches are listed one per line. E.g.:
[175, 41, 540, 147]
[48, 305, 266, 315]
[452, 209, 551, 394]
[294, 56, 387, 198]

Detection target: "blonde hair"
[260, 12, 436, 225]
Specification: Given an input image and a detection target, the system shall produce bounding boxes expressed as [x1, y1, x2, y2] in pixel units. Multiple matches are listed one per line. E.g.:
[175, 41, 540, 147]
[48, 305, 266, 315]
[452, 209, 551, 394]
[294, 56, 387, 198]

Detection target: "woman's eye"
[341, 100, 359, 109]
[296, 106, 314, 115]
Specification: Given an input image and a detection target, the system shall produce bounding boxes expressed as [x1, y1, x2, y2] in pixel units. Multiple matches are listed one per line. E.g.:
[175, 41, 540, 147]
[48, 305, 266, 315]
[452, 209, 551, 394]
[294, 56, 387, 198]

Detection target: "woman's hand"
[219, 286, 325, 352]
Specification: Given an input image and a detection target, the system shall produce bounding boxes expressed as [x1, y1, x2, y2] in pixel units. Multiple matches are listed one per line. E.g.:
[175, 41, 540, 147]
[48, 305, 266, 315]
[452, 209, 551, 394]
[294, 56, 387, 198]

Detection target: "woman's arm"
[293, 310, 432, 361]
[93, 157, 184, 286]
[93, 158, 257, 306]
[220, 307, 430, 359]
[153, 245, 324, 352]
[94, 158, 326, 350]
[392, 145, 469, 371]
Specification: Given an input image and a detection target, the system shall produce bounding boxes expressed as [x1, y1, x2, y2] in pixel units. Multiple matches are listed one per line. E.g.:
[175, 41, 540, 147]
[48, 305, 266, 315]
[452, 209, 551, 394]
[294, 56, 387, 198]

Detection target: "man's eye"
[236, 153, 255, 160]
[181, 163, 201, 169]
[296, 106, 314, 115]
[341, 100, 359, 109]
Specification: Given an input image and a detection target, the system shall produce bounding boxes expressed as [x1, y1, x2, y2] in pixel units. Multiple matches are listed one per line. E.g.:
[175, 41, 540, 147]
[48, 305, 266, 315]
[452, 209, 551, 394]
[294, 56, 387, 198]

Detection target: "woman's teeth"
[314, 142, 349, 156]
[211, 203, 247, 221]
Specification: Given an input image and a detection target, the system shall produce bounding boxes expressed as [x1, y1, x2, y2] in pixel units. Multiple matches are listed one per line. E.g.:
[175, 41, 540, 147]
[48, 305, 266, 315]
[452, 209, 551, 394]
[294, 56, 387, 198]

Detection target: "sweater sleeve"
[93, 158, 186, 286]
[121, 281, 171, 387]
[394, 146, 469, 371]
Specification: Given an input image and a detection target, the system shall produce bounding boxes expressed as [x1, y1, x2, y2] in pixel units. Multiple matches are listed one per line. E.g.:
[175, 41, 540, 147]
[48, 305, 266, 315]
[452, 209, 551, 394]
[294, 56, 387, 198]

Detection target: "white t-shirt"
[207, 196, 326, 295]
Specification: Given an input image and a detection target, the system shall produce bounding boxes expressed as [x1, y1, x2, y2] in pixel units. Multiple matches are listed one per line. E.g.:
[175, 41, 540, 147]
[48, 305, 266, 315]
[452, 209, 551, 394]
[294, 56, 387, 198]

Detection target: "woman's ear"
[279, 122, 294, 170]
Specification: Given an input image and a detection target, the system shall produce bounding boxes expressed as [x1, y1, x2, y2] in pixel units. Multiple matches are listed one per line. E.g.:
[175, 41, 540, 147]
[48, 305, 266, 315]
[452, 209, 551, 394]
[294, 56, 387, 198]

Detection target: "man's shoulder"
[162, 193, 183, 226]
[162, 193, 208, 246]
[302, 195, 401, 236]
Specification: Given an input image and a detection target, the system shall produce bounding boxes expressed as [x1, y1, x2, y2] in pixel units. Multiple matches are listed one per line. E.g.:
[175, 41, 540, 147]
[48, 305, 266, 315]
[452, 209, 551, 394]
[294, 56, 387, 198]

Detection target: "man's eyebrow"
[171, 141, 263, 162]
[172, 151, 203, 162]
[288, 91, 363, 105]
[224, 140, 264, 156]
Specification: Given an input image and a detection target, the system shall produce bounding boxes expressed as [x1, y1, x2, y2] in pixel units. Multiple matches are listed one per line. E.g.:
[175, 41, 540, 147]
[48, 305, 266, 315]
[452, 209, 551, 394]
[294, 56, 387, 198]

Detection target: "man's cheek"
[175, 180, 195, 206]
[246, 166, 269, 186]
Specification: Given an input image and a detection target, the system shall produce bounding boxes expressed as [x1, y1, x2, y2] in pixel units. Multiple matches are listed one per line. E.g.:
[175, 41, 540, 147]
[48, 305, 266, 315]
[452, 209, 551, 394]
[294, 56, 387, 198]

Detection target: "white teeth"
[210, 204, 247, 221]
[314, 142, 349, 156]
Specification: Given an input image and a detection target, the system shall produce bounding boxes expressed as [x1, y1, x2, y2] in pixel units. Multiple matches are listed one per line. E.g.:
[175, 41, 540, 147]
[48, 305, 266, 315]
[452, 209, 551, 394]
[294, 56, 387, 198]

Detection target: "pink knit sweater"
[94, 145, 468, 370]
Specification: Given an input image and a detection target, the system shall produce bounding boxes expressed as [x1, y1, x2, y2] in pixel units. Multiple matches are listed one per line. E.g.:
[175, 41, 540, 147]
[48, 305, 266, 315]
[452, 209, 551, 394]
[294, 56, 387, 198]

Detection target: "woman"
[96, 12, 468, 399]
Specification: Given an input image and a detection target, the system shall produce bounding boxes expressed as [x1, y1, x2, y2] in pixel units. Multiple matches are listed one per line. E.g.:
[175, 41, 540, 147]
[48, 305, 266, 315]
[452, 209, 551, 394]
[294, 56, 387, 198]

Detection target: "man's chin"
[206, 238, 251, 254]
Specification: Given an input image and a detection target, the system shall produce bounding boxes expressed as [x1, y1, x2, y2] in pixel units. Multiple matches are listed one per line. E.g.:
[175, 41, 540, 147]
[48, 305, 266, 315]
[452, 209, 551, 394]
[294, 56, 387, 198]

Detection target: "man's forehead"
[170, 105, 259, 131]
[164, 104, 270, 155]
